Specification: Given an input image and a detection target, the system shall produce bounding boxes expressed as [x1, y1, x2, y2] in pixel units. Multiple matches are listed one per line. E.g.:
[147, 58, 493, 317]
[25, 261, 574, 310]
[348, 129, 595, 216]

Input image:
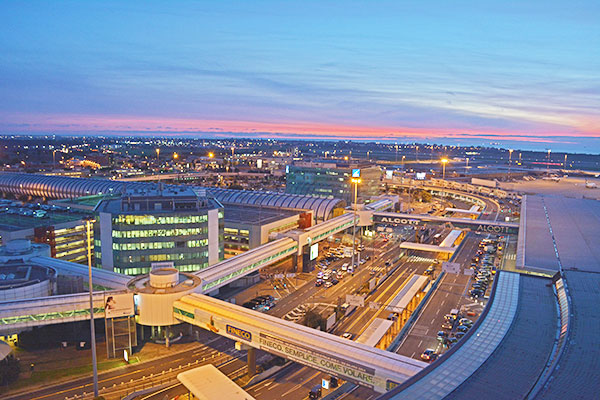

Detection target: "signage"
[123, 349, 129, 363]
[442, 262, 461, 274]
[257, 159, 263, 169]
[226, 325, 252, 342]
[378, 216, 421, 226]
[326, 312, 337, 331]
[259, 333, 382, 391]
[285, 165, 290, 174]
[310, 243, 319, 261]
[385, 170, 393, 179]
[104, 293, 135, 319]
[416, 172, 426, 180]
[352, 169, 361, 178]
[369, 277, 377, 291]
[322, 379, 330, 390]
[346, 294, 365, 308]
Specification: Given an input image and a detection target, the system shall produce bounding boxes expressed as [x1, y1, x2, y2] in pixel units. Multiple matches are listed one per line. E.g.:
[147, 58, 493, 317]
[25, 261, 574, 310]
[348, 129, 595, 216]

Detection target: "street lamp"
[441, 158, 449, 179]
[415, 145, 419, 161]
[350, 177, 361, 273]
[208, 152, 215, 159]
[508, 149, 513, 178]
[156, 148, 160, 162]
[84, 217, 99, 398]
[173, 152, 179, 160]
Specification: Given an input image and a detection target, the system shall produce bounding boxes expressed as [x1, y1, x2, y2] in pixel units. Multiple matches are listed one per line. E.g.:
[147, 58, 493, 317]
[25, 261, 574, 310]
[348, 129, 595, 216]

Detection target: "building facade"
[285, 161, 382, 203]
[94, 187, 223, 275]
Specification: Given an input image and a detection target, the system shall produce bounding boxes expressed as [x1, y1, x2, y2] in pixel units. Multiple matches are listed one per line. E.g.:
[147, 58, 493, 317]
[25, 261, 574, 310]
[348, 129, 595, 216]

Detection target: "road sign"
[345, 294, 365, 307]
[352, 168, 361, 178]
[442, 262, 461, 274]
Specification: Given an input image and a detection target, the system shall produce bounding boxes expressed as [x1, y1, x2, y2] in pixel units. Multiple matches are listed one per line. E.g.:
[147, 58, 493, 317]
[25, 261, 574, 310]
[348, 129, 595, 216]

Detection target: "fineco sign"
[191, 308, 392, 393]
[259, 333, 387, 392]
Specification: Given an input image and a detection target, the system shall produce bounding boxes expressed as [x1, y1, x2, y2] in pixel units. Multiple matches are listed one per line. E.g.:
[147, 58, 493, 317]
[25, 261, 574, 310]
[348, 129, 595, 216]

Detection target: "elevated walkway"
[173, 293, 428, 393]
[30, 256, 131, 290]
[0, 290, 123, 334]
[374, 212, 519, 235]
[196, 238, 297, 293]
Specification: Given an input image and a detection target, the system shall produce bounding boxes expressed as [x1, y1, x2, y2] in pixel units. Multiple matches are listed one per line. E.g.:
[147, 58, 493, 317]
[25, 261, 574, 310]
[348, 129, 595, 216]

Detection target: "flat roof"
[356, 318, 394, 347]
[518, 195, 600, 274]
[223, 204, 298, 226]
[177, 364, 255, 400]
[0, 208, 90, 231]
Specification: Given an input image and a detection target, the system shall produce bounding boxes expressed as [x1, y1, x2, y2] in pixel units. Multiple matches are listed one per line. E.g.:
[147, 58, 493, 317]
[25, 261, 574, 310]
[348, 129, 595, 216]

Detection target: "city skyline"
[1, 1, 599, 152]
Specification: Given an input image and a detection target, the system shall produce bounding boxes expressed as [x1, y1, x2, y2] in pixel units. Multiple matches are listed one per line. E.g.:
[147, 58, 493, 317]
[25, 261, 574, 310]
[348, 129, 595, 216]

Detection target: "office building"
[285, 161, 382, 203]
[94, 186, 223, 275]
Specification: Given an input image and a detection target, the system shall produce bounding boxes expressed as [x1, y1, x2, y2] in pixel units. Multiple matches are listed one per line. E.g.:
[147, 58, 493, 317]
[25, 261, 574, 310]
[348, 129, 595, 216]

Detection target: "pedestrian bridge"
[373, 212, 519, 235]
[173, 293, 428, 393]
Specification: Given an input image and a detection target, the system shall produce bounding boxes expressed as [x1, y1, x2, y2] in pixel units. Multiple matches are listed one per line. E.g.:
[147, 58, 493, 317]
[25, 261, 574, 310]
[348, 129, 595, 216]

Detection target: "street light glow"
[208, 152, 215, 158]
[173, 152, 179, 159]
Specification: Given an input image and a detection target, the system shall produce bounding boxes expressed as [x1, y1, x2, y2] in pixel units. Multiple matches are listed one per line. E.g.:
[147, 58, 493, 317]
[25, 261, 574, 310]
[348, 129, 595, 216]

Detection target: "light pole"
[350, 177, 361, 273]
[564, 154, 567, 169]
[508, 149, 513, 178]
[441, 158, 448, 179]
[156, 148, 160, 162]
[465, 157, 469, 174]
[547, 149, 551, 174]
[84, 217, 98, 398]
[415, 145, 419, 161]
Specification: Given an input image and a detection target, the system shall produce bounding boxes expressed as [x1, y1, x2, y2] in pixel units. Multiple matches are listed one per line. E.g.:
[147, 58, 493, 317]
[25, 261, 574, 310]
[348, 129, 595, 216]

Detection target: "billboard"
[104, 293, 135, 319]
[415, 172, 426, 180]
[385, 170, 393, 179]
[352, 168, 361, 178]
[310, 243, 319, 261]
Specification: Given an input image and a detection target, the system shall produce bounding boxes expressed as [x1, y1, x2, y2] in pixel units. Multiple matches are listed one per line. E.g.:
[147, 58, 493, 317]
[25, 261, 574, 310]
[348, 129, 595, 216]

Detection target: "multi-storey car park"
[0, 172, 597, 399]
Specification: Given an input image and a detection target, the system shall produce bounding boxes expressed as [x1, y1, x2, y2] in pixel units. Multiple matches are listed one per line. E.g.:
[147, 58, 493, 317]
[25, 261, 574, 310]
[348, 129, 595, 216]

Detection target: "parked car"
[420, 349, 438, 361]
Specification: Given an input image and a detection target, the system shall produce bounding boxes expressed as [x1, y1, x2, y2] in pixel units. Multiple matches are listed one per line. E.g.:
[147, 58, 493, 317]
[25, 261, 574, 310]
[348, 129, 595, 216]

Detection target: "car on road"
[315, 279, 323, 287]
[341, 332, 354, 340]
[424, 265, 435, 275]
[469, 289, 484, 298]
[456, 325, 469, 333]
[437, 330, 448, 338]
[309, 384, 322, 399]
[420, 349, 438, 361]
[441, 321, 454, 330]
[331, 278, 339, 285]
[455, 331, 466, 339]
[324, 281, 333, 288]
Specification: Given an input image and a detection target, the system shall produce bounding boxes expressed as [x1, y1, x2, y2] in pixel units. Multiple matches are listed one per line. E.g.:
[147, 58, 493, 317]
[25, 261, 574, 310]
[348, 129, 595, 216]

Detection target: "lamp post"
[564, 154, 567, 169]
[156, 148, 160, 162]
[350, 177, 361, 273]
[547, 149, 551, 174]
[441, 158, 449, 179]
[508, 149, 513, 178]
[84, 217, 98, 398]
[465, 157, 469, 174]
[415, 145, 419, 161]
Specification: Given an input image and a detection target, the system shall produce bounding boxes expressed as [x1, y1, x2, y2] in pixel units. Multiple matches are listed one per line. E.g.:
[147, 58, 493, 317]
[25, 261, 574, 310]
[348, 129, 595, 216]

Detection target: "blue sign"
[286, 165, 290, 174]
[226, 325, 252, 342]
[352, 169, 361, 178]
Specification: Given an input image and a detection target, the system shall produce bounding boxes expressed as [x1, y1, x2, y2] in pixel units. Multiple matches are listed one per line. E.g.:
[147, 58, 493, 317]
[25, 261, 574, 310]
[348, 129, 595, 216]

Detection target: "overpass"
[173, 293, 428, 393]
[373, 212, 519, 235]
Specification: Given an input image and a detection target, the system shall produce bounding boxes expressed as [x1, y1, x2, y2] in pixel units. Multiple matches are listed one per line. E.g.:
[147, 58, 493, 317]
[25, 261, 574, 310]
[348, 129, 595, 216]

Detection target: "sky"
[1, 1, 599, 152]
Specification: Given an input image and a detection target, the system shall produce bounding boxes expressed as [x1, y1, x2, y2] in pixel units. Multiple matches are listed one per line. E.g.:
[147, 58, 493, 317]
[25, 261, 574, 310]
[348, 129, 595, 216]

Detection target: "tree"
[303, 310, 326, 331]
[0, 355, 21, 386]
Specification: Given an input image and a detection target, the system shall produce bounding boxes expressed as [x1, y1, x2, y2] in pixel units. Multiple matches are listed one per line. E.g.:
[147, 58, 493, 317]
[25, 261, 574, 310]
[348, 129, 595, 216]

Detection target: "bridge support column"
[293, 253, 303, 274]
[235, 341, 256, 377]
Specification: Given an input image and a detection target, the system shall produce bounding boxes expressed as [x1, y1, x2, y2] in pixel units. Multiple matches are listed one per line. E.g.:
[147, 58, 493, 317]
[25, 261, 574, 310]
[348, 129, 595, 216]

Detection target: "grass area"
[1, 359, 125, 394]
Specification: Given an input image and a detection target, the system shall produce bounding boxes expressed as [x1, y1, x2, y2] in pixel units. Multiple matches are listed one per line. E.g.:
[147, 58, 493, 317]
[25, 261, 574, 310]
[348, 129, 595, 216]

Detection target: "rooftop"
[518, 195, 600, 274]
[0, 202, 91, 232]
[223, 204, 298, 226]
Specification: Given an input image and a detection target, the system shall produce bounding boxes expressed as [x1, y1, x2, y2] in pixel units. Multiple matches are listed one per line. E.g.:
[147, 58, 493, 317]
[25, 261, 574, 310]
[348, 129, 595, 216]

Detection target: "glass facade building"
[95, 187, 223, 275]
[286, 161, 382, 204]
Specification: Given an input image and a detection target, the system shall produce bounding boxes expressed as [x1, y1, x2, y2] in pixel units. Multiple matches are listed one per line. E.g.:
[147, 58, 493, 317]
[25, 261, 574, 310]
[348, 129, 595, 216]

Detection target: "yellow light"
[344, 156, 349, 161]
[208, 152, 215, 158]
[351, 178, 361, 184]
[441, 158, 448, 164]
[156, 148, 160, 155]
[173, 152, 179, 159]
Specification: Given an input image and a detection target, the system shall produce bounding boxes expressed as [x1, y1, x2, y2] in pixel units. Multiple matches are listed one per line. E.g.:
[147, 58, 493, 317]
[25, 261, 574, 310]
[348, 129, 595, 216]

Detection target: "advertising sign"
[310, 243, 319, 261]
[369, 277, 377, 291]
[352, 169, 361, 178]
[104, 293, 134, 319]
[385, 170, 393, 179]
[442, 262, 461, 274]
[259, 333, 382, 391]
[345, 294, 365, 308]
[416, 172, 426, 180]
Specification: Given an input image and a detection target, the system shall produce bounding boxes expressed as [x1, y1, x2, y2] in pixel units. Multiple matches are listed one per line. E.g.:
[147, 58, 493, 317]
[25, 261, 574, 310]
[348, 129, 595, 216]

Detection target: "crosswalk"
[406, 255, 437, 263]
[504, 253, 516, 261]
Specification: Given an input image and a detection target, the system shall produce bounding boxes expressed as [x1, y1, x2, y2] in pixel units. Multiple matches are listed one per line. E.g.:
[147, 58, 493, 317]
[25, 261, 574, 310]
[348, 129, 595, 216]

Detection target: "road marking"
[418, 340, 423, 347]
[282, 384, 302, 397]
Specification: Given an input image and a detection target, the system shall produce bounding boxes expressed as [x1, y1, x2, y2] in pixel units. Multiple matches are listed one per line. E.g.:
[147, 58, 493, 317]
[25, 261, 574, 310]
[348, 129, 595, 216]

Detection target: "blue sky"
[1, 1, 599, 152]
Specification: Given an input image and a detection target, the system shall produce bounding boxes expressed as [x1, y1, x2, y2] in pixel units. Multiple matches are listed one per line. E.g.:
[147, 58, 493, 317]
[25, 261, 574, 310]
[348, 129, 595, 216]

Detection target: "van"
[341, 263, 349, 271]
[309, 385, 322, 399]
[450, 309, 460, 320]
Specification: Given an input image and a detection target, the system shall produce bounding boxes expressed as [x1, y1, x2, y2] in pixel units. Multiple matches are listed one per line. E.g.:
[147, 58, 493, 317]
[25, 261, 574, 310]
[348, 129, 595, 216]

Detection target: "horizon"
[1, 1, 599, 153]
